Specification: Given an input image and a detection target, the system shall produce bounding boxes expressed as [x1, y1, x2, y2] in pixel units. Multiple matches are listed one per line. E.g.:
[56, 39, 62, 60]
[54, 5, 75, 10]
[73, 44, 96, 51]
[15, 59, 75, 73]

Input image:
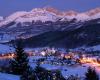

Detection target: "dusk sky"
[0, 0, 100, 17]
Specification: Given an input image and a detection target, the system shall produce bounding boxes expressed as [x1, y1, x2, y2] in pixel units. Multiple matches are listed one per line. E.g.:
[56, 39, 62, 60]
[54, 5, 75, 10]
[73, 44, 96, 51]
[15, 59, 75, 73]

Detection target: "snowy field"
[39, 63, 100, 79]
[29, 56, 100, 79]
[1, 62, 100, 80]
[0, 44, 14, 54]
[0, 72, 20, 80]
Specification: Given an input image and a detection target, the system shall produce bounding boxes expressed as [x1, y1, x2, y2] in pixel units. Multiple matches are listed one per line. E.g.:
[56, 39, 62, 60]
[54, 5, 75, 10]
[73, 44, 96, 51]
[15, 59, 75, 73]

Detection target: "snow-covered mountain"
[0, 8, 59, 27]
[0, 7, 100, 27]
[0, 7, 100, 48]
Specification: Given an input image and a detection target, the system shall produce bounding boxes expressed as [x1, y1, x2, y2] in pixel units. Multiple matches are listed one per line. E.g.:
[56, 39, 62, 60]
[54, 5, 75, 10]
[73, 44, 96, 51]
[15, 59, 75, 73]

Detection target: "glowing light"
[0, 53, 15, 59]
[41, 51, 46, 56]
[65, 55, 71, 59]
[80, 56, 100, 68]
[61, 54, 64, 57]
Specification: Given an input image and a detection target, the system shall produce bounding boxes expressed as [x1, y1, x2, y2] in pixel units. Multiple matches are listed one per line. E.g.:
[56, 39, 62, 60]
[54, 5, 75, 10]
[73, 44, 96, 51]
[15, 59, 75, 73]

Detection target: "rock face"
[0, 7, 100, 48]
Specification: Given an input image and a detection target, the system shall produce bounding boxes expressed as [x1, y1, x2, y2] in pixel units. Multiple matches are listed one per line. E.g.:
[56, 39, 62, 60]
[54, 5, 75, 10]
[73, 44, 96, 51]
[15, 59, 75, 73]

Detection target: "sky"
[0, 0, 100, 17]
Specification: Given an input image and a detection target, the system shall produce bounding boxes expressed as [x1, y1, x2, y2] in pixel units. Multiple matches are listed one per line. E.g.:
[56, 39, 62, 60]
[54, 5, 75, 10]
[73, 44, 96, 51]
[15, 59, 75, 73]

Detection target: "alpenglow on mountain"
[0, 7, 100, 26]
[0, 7, 100, 48]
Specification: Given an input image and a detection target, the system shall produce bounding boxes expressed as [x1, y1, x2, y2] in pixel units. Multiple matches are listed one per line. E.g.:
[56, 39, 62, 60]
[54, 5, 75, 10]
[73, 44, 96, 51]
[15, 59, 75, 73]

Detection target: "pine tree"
[34, 65, 49, 80]
[55, 70, 66, 80]
[51, 70, 66, 80]
[67, 75, 80, 80]
[85, 67, 99, 80]
[20, 66, 36, 80]
[10, 40, 29, 75]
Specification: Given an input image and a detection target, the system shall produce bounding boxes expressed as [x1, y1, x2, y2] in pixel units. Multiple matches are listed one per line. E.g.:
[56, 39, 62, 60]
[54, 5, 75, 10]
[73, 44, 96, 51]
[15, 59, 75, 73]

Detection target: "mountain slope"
[10, 18, 100, 48]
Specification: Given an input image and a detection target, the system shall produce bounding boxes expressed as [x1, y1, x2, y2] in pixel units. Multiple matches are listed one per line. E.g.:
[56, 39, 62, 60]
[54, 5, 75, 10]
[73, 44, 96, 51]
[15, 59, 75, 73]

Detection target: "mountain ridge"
[0, 7, 100, 27]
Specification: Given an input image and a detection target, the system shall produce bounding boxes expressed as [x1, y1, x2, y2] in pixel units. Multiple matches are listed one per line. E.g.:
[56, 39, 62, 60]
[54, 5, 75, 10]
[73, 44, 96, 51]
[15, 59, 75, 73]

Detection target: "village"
[0, 47, 100, 65]
[0, 47, 100, 79]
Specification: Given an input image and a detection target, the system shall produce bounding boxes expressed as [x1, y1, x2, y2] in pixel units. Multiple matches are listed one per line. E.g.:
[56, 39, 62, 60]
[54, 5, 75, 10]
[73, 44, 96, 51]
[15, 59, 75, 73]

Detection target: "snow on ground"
[0, 44, 14, 54]
[61, 65, 87, 79]
[41, 64, 61, 70]
[86, 45, 100, 51]
[1, 63, 100, 80]
[1, 56, 100, 80]
[74, 45, 100, 51]
[29, 55, 100, 79]
[40, 63, 87, 78]
[40, 63, 100, 79]
[29, 56, 43, 68]
[29, 58, 100, 79]
[29, 56, 43, 62]
[0, 34, 15, 43]
[29, 63, 37, 69]
[0, 72, 20, 80]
